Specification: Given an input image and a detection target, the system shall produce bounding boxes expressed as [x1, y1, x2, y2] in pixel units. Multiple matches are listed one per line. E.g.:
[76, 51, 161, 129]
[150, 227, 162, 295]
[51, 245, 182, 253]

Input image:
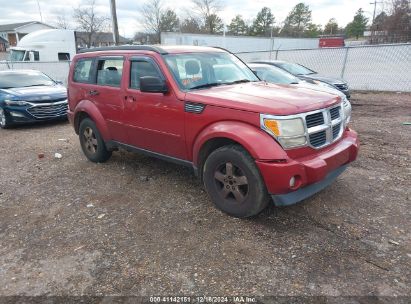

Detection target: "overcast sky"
[0, 0, 383, 38]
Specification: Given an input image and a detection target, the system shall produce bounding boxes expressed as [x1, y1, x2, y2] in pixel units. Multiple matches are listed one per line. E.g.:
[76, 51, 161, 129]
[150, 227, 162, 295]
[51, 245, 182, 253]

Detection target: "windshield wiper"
[226, 79, 251, 85]
[22, 84, 48, 88]
[190, 82, 223, 90]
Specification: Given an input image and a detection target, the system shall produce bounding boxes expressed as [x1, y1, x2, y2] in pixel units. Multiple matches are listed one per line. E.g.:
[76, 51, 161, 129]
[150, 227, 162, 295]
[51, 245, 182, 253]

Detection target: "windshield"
[252, 65, 300, 84]
[277, 62, 316, 75]
[10, 50, 26, 61]
[164, 52, 259, 90]
[0, 71, 55, 89]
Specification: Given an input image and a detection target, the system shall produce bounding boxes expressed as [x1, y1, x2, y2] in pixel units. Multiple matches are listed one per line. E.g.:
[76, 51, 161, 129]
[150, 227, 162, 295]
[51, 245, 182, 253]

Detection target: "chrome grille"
[304, 104, 344, 148]
[332, 123, 342, 139]
[306, 112, 324, 128]
[330, 107, 340, 120]
[27, 101, 68, 119]
[309, 131, 327, 147]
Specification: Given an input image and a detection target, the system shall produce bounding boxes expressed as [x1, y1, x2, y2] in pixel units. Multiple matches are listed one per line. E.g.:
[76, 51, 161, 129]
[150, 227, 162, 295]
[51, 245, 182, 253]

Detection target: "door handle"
[125, 95, 136, 102]
[89, 90, 99, 96]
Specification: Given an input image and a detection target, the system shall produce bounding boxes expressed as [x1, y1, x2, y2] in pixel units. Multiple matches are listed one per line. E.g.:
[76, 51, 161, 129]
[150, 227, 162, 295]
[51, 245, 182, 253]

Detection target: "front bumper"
[256, 129, 359, 206]
[5, 100, 68, 123]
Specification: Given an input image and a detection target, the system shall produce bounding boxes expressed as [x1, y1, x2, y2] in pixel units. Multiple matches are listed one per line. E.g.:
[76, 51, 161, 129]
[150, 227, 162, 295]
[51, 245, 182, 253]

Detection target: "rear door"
[87, 56, 127, 142]
[123, 55, 187, 160]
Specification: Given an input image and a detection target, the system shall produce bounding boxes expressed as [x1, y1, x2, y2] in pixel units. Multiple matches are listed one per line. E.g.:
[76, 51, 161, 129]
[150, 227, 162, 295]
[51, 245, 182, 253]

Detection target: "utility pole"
[370, 0, 382, 44]
[109, 0, 120, 45]
[36, 0, 43, 23]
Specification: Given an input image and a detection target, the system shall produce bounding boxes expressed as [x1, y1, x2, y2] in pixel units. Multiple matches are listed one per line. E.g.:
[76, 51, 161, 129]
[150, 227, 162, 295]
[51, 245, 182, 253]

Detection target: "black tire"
[203, 145, 270, 218]
[0, 107, 11, 129]
[79, 118, 112, 163]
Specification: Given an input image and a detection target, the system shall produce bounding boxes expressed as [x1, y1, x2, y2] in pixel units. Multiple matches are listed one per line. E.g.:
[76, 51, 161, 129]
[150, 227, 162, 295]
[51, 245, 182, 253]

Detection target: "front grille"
[332, 123, 341, 139]
[27, 102, 68, 119]
[304, 104, 344, 149]
[334, 83, 348, 91]
[305, 112, 324, 128]
[309, 131, 327, 147]
[330, 107, 340, 120]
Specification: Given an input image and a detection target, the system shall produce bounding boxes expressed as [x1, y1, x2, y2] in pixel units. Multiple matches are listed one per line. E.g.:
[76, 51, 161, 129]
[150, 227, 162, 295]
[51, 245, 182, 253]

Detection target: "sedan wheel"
[0, 108, 9, 129]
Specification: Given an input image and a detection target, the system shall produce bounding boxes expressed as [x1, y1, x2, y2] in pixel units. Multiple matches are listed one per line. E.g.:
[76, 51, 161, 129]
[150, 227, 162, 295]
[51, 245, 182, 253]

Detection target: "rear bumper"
[256, 129, 359, 206]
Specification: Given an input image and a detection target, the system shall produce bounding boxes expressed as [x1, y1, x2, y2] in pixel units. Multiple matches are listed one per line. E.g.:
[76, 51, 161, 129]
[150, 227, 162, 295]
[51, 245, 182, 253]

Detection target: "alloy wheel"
[214, 162, 249, 203]
[0, 108, 6, 127]
[83, 127, 98, 154]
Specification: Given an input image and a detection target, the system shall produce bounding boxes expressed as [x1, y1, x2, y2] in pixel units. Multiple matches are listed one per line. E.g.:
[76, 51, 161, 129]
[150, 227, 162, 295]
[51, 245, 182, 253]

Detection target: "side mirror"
[140, 76, 168, 93]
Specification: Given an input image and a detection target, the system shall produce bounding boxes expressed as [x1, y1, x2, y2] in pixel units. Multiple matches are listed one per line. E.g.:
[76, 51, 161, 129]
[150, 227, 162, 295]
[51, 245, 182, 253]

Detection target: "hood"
[1, 85, 67, 103]
[299, 74, 346, 85]
[295, 81, 345, 98]
[185, 82, 341, 116]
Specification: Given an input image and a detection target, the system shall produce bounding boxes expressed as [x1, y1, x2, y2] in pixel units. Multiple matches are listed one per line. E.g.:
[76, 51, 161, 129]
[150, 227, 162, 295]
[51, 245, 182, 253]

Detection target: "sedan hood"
[185, 82, 341, 115]
[1, 85, 67, 103]
[299, 74, 346, 85]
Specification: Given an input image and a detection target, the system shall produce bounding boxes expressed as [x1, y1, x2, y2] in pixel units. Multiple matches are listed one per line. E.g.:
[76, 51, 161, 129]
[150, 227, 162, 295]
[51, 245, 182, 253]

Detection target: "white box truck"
[9, 29, 77, 62]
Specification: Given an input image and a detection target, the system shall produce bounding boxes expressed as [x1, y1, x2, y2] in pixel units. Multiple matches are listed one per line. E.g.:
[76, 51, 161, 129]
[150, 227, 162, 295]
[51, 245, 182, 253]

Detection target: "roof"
[0, 21, 50, 32]
[78, 45, 227, 55]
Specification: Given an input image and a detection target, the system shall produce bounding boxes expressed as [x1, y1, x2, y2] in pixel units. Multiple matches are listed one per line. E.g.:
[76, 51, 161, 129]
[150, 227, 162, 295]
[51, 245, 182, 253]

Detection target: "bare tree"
[53, 12, 73, 30]
[73, 0, 109, 48]
[191, 0, 223, 33]
[140, 0, 163, 43]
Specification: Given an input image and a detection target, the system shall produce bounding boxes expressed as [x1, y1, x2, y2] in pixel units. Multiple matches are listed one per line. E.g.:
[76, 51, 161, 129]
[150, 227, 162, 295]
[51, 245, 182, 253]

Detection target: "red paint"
[319, 37, 345, 48]
[67, 46, 359, 196]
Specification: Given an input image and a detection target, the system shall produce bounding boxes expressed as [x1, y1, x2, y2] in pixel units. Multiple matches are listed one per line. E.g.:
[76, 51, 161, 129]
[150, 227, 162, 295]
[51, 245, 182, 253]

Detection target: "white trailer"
[9, 29, 77, 62]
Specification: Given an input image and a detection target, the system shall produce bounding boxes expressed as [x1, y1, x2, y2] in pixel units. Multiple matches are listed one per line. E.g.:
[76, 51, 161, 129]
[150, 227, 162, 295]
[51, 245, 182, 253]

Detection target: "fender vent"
[185, 102, 205, 114]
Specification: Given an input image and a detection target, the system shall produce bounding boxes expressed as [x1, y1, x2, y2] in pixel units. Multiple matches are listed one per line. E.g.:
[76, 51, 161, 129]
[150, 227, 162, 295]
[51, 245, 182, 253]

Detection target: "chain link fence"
[1, 43, 410, 92]
[236, 43, 411, 92]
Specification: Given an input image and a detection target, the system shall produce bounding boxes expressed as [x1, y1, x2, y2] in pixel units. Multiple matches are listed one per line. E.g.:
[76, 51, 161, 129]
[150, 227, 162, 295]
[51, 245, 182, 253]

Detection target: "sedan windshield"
[277, 62, 316, 76]
[164, 52, 259, 90]
[251, 65, 300, 84]
[0, 71, 55, 89]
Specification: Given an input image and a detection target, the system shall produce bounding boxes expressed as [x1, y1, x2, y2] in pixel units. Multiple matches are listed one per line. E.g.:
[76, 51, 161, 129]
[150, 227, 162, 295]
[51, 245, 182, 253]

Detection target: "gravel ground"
[0, 92, 410, 301]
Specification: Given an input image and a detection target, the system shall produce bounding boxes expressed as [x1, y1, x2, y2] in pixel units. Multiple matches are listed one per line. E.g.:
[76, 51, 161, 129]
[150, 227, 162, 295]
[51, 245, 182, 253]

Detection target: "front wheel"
[203, 145, 270, 218]
[0, 108, 11, 129]
[79, 118, 112, 163]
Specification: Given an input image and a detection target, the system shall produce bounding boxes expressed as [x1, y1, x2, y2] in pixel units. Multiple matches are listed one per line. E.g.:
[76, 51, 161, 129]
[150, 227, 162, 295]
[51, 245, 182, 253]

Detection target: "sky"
[0, 0, 384, 38]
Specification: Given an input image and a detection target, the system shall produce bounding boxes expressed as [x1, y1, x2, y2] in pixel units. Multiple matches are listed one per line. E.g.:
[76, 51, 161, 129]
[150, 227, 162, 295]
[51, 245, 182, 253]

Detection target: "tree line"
[55, 0, 410, 45]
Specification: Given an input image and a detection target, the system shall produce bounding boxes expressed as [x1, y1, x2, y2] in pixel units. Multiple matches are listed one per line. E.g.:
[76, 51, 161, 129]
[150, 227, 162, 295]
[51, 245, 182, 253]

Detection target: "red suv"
[67, 46, 359, 218]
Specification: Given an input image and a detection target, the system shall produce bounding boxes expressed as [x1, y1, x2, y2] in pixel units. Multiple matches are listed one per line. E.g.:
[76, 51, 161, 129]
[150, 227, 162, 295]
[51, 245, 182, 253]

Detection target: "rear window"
[73, 59, 93, 83]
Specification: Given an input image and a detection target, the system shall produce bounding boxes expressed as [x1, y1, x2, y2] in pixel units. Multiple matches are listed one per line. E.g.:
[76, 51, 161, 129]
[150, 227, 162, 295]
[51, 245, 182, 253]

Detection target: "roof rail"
[78, 45, 168, 55]
[211, 46, 232, 53]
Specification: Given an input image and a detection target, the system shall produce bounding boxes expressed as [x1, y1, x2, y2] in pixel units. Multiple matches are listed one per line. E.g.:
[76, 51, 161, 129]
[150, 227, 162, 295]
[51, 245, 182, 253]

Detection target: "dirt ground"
[0, 92, 410, 301]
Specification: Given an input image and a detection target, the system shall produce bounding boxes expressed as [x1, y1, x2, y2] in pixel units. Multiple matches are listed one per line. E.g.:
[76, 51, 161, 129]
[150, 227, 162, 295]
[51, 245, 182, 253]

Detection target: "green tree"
[345, 8, 369, 39]
[250, 7, 275, 36]
[227, 15, 248, 35]
[180, 17, 202, 33]
[305, 23, 322, 37]
[160, 9, 180, 32]
[203, 13, 224, 34]
[191, 0, 223, 34]
[282, 2, 312, 37]
[324, 18, 339, 35]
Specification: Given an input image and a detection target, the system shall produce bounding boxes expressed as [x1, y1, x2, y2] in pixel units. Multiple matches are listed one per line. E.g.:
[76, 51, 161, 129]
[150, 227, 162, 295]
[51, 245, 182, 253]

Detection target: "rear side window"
[130, 60, 162, 90]
[73, 59, 93, 83]
[96, 58, 124, 87]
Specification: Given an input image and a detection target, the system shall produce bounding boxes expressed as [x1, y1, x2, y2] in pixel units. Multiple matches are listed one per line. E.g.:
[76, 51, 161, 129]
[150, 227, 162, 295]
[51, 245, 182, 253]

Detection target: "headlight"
[343, 98, 352, 124]
[4, 100, 30, 106]
[261, 114, 307, 149]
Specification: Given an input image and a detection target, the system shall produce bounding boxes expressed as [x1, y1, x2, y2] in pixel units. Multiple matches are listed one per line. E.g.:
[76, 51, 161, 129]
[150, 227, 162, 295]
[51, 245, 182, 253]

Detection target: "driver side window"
[130, 60, 161, 90]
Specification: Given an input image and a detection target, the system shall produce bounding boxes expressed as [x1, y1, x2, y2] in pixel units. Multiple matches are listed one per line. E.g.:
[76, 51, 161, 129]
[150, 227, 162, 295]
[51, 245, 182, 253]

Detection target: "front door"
[123, 56, 187, 160]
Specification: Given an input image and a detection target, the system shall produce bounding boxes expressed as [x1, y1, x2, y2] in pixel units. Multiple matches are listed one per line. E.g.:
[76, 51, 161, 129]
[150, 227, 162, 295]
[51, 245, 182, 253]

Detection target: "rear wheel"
[79, 118, 112, 163]
[203, 145, 270, 218]
[0, 108, 11, 129]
